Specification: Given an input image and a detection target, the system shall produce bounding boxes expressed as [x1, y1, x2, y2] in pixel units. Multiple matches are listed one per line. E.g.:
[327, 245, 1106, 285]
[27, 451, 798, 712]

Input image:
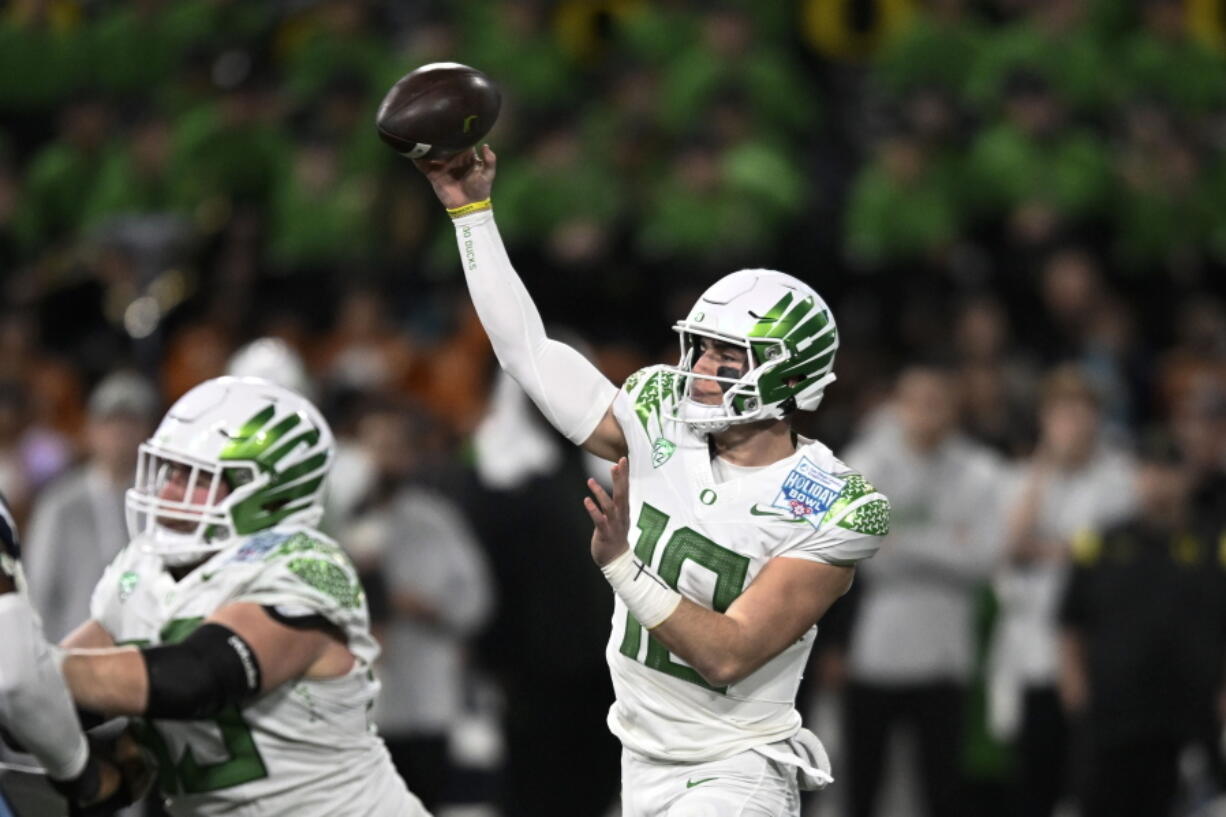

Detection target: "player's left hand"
[585, 457, 630, 566]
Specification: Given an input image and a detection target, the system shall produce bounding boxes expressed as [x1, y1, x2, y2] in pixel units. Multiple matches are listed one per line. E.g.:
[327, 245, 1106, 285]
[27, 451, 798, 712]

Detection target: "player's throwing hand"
[585, 457, 630, 566]
[413, 144, 496, 209]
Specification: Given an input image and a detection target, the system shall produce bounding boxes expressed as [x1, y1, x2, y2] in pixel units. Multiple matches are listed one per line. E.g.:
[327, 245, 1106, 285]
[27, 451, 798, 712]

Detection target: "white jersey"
[90, 525, 425, 817]
[1, 493, 92, 784]
[606, 366, 889, 762]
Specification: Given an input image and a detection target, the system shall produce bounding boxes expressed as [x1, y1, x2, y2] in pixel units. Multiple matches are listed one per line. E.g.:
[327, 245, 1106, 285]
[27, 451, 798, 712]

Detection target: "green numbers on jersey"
[618, 503, 750, 693]
[129, 617, 269, 795]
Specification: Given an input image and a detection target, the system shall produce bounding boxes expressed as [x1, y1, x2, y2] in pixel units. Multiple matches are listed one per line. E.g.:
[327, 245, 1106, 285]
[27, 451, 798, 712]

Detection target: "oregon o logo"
[700, 489, 717, 505]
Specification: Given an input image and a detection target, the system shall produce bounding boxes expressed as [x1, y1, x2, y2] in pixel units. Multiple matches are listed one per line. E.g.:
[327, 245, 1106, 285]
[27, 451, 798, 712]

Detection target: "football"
[375, 62, 501, 160]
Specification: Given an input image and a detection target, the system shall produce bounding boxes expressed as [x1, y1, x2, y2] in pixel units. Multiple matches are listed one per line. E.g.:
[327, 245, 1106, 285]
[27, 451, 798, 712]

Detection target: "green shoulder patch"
[269, 531, 340, 560]
[286, 557, 363, 609]
[822, 474, 891, 536]
[839, 497, 891, 537]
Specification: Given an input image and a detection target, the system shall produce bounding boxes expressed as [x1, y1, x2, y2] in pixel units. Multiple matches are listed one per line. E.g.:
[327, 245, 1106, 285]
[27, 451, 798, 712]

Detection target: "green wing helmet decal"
[218, 405, 329, 535]
[746, 292, 838, 409]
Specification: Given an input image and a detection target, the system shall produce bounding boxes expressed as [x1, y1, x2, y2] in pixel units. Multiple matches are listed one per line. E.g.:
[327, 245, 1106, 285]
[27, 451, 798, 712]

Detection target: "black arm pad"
[142, 623, 262, 720]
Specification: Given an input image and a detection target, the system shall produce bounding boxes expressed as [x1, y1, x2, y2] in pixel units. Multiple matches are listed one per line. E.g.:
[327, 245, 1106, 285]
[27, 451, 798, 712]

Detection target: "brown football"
[375, 62, 501, 160]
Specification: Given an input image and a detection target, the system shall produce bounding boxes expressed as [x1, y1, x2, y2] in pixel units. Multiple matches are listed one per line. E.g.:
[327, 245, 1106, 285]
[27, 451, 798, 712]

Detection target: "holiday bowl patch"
[230, 531, 291, 563]
[772, 458, 846, 528]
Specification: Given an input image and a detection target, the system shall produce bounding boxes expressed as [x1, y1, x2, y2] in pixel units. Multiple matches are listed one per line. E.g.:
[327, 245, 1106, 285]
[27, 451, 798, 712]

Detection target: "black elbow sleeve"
[142, 623, 262, 720]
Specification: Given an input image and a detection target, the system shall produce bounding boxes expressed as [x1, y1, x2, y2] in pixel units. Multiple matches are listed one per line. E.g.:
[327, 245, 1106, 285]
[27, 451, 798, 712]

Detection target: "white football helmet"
[126, 376, 335, 565]
[667, 269, 839, 433]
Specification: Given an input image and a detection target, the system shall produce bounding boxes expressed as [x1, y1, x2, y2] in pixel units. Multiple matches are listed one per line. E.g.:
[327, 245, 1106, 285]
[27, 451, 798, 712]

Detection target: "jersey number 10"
[618, 503, 750, 693]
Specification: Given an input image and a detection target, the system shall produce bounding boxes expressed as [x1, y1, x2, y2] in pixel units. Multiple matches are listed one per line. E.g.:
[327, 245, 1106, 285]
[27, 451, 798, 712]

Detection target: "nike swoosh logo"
[686, 777, 719, 788]
[749, 505, 809, 523]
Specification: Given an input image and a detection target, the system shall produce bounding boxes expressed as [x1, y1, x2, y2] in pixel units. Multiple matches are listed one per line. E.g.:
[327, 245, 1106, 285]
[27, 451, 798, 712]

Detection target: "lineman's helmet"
[126, 376, 335, 565]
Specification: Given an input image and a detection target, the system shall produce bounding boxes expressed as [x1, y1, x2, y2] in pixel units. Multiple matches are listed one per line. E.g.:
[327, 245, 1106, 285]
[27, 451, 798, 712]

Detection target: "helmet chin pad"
[140, 527, 227, 568]
[677, 398, 732, 434]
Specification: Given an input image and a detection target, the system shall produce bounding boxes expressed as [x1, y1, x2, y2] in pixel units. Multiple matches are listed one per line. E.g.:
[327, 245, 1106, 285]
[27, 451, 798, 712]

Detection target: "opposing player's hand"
[53, 727, 155, 816]
[585, 457, 630, 567]
[413, 143, 496, 209]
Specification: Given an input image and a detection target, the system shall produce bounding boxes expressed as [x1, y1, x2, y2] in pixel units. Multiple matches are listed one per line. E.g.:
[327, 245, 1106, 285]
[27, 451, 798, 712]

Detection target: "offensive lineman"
[416, 147, 890, 815]
[47, 377, 426, 816]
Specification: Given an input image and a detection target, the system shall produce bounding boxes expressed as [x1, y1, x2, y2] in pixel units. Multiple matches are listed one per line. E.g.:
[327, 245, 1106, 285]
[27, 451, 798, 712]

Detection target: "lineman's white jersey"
[90, 525, 426, 817]
[606, 366, 889, 762]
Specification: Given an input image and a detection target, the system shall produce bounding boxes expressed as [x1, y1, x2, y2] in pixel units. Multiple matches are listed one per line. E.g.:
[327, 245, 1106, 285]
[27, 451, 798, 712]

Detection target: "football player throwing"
[417, 147, 890, 817]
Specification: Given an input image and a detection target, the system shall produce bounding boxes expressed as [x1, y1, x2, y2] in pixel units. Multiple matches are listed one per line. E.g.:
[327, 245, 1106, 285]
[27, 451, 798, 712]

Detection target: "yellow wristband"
[446, 198, 492, 219]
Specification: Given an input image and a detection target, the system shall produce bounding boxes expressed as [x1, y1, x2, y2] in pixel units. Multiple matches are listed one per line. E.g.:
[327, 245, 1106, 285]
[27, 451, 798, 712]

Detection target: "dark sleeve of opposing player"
[1058, 564, 1091, 632]
[0, 491, 19, 594]
[0, 491, 19, 560]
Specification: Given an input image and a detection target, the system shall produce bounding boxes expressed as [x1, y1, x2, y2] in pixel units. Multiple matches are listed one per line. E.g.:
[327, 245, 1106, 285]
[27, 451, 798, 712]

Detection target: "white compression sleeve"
[452, 209, 618, 444]
[0, 593, 89, 781]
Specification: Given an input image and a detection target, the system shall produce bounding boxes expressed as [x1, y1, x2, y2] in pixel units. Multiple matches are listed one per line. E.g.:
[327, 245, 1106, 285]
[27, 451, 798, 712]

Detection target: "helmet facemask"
[126, 444, 263, 565]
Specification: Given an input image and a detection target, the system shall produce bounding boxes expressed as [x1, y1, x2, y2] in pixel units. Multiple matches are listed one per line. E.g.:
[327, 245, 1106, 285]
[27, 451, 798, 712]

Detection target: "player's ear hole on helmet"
[222, 467, 255, 491]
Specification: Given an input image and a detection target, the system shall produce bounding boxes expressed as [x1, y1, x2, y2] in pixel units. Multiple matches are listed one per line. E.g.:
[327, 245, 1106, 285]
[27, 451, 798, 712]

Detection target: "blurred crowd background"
[1, 0, 1226, 816]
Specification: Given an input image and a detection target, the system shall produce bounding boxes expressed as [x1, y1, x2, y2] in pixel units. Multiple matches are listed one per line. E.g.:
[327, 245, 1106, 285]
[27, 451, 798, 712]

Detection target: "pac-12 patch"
[772, 457, 846, 528]
[118, 570, 140, 602]
[651, 437, 676, 468]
